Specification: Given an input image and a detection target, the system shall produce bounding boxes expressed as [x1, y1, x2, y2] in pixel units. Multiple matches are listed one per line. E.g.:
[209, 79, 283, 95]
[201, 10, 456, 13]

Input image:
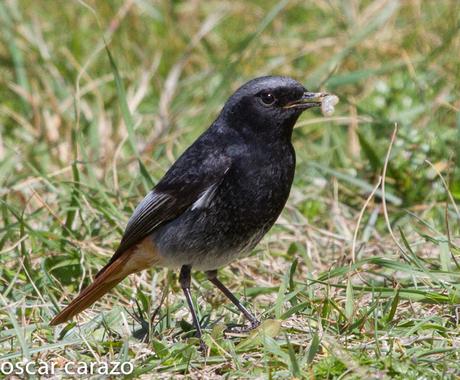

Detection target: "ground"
[0, 0, 459, 378]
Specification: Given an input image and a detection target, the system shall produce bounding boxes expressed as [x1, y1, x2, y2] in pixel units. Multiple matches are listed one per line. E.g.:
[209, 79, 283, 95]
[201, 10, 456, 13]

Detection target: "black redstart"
[50, 76, 335, 347]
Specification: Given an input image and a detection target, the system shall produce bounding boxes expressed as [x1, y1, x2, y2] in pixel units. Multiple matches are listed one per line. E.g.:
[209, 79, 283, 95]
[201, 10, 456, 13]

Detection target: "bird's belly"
[150, 191, 287, 271]
[155, 246, 243, 271]
[151, 219, 271, 271]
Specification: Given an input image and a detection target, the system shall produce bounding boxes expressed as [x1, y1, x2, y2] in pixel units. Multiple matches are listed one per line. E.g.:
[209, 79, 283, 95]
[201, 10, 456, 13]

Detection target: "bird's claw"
[250, 319, 261, 330]
[198, 339, 208, 353]
[224, 319, 261, 334]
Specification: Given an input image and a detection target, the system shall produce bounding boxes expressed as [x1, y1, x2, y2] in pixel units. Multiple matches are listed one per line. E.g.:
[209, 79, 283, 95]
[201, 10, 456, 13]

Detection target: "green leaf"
[285, 333, 301, 378]
[386, 288, 400, 323]
[307, 332, 321, 365]
[236, 319, 282, 351]
[345, 277, 354, 320]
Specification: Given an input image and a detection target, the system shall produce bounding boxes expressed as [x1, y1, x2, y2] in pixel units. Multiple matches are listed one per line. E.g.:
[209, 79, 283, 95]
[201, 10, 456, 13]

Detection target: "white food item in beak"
[321, 95, 339, 116]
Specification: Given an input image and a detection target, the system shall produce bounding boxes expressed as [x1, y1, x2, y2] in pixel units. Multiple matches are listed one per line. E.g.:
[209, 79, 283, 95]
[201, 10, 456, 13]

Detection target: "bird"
[50, 75, 328, 346]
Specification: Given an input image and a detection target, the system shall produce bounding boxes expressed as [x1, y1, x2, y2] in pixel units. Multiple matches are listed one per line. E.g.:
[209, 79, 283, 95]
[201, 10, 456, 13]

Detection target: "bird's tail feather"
[49, 255, 130, 326]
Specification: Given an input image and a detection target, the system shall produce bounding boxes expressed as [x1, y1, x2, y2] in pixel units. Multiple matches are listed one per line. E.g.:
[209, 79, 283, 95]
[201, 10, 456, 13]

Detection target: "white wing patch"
[191, 183, 219, 210]
[191, 165, 229, 211]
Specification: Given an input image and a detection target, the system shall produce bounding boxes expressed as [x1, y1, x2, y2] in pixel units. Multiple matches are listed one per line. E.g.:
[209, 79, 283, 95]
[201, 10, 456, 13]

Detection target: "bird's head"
[221, 76, 326, 140]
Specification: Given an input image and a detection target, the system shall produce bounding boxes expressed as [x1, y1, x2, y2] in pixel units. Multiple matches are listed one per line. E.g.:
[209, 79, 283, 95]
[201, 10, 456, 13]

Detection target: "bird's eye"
[259, 92, 276, 106]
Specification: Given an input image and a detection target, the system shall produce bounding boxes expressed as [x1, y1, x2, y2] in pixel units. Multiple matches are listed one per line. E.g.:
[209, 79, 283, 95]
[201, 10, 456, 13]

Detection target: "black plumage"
[50, 76, 327, 348]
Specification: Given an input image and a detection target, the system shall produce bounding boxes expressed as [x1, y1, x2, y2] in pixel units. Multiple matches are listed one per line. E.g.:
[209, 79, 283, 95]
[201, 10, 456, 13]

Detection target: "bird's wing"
[96, 153, 232, 277]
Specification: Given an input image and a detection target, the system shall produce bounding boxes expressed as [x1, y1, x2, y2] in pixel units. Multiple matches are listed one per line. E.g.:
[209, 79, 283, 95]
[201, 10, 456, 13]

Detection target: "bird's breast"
[220, 142, 295, 223]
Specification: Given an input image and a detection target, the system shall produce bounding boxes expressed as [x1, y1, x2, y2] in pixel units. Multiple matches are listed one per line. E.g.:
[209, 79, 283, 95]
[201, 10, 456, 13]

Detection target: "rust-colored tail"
[49, 255, 130, 326]
[50, 237, 160, 326]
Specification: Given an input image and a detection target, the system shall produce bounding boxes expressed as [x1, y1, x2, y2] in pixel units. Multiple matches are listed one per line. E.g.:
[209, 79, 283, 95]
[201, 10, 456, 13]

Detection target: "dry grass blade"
[381, 123, 408, 257]
[351, 176, 382, 262]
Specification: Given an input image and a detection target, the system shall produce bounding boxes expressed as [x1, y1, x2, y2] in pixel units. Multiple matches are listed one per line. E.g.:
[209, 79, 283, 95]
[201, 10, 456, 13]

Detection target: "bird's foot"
[127, 303, 150, 342]
[250, 319, 261, 330]
[224, 319, 261, 335]
[198, 339, 208, 353]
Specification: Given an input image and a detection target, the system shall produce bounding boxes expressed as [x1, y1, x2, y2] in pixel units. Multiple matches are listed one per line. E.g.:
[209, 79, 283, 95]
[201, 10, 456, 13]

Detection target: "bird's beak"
[284, 92, 328, 110]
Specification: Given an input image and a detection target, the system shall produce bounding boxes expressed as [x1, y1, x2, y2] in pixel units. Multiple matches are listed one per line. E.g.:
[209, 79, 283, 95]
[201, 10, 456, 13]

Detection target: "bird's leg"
[206, 270, 260, 332]
[179, 265, 206, 350]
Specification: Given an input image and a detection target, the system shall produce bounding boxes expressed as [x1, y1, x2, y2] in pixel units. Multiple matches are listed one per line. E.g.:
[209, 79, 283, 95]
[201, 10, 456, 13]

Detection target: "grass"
[1, 0, 460, 378]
